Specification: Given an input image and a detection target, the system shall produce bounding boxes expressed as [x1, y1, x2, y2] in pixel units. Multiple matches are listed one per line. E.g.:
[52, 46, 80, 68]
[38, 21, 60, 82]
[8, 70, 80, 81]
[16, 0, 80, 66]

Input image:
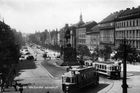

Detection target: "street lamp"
[122, 38, 128, 93]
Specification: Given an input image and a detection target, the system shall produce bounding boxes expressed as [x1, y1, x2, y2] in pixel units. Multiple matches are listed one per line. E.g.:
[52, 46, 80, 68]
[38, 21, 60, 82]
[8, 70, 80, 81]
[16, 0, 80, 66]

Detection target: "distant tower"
[78, 13, 84, 26]
[80, 13, 83, 22]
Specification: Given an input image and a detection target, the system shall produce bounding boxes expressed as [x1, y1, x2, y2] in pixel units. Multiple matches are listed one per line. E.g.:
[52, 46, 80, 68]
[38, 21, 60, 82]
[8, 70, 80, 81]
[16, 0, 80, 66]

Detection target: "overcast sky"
[0, 0, 139, 33]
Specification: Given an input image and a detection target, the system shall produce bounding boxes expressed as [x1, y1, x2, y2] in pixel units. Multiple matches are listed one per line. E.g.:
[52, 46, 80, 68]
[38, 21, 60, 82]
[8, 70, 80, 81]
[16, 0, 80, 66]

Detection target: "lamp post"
[122, 38, 128, 93]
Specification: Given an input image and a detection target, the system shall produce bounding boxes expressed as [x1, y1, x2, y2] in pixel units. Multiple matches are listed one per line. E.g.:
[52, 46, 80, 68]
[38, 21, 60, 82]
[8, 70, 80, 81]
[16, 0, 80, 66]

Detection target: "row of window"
[115, 30, 140, 38]
[78, 39, 86, 44]
[96, 64, 120, 71]
[96, 64, 107, 70]
[116, 19, 140, 28]
[79, 34, 86, 38]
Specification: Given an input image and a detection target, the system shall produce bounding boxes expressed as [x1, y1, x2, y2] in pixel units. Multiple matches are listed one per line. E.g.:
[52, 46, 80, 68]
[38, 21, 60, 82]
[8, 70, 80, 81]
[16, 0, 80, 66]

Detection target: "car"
[26, 55, 34, 60]
[19, 55, 27, 61]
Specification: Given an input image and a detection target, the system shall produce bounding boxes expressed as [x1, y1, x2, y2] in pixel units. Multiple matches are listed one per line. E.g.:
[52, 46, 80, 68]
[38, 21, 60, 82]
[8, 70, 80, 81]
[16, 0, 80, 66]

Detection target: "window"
[136, 19, 138, 26]
[127, 21, 128, 27]
[138, 19, 140, 26]
[133, 20, 135, 26]
[66, 77, 71, 83]
[105, 66, 106, 69]
[136, 30, 138, 38]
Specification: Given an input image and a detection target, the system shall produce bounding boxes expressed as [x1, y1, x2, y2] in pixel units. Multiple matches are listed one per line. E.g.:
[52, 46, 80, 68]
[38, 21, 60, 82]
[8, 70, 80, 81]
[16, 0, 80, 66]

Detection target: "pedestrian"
[19, 84, 23, 93]
[1, 80, 5, 92]
[12, 81, 18, 91]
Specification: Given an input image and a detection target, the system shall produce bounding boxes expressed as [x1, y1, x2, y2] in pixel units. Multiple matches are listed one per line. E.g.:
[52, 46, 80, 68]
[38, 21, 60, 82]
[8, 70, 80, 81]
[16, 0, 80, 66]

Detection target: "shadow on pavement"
[42, 60, 66, 78]
[69, 83, 109, 93]
[80, 83, 109, 93]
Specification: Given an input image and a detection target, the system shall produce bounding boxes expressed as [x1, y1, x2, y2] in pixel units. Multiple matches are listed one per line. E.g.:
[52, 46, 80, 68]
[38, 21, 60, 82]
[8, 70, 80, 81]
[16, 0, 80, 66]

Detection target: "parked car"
[26, 55, 34, 60]
[19, 55, 28, 61]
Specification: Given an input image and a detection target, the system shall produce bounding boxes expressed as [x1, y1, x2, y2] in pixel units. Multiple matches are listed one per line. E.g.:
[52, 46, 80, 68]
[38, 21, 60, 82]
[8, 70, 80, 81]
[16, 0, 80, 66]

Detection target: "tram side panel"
[93, 62, 121, 79]
[77, 68, 99, 88]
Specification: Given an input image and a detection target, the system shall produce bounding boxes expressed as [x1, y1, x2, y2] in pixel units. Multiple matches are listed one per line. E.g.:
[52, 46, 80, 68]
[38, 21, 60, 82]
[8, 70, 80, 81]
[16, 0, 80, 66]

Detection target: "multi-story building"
[50, 30, 59, 45]
[99, 11, 122, 49]
[115, 7, 140, 50]
[76, 21, 97, 47]
[86, 25, 100, 52]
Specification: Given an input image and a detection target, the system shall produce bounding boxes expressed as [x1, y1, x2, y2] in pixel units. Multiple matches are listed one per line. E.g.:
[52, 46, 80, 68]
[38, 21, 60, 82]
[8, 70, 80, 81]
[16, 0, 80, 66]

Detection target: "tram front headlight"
[66, 86, 69, 90]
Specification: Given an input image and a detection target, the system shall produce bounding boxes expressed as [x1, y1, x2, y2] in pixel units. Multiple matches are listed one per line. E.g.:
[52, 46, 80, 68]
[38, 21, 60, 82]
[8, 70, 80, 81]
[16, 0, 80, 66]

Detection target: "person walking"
[12, 81, 18, 91]
[19, 84, 23, 93]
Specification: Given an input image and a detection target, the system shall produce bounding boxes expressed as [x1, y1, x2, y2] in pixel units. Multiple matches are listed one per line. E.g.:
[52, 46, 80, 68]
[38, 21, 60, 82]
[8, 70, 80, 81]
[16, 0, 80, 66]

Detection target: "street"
[3, 45, 140, 93]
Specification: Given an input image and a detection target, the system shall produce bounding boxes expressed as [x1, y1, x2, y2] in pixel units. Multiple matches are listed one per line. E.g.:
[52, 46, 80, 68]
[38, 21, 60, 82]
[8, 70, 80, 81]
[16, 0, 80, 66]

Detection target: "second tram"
[92, 61, 121, 79]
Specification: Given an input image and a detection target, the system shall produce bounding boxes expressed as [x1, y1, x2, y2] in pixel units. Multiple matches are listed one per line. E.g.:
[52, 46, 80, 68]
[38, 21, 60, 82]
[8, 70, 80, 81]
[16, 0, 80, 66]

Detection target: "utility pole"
[122, 38, 128, 93]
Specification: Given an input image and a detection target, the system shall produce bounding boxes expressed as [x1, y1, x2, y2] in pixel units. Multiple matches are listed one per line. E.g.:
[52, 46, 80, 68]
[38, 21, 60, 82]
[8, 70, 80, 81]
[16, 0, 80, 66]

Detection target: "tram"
[92, 61, 121, 79]
[62, 66, 99, 93]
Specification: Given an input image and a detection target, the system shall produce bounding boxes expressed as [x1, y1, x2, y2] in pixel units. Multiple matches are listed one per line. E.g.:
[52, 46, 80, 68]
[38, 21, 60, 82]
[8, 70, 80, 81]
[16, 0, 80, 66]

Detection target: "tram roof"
[94, 61, 115, 64]
[62, 66, 95, 77]
[70, 66, 95, 71]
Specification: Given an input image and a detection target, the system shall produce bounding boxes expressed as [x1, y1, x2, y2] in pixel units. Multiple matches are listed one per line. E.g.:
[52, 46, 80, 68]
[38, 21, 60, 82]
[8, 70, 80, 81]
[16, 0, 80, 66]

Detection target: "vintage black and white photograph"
[0, 0, 140, 93]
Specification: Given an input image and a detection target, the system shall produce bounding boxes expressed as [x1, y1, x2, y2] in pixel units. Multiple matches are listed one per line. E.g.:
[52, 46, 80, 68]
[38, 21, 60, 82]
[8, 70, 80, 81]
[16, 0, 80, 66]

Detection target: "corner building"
[115, 7, 140, 50]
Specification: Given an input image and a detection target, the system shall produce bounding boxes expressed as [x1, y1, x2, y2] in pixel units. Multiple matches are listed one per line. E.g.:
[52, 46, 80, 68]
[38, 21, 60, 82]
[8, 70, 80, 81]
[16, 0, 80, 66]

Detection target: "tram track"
[105, 80, 114, 93]
[99, 77, 115, 93]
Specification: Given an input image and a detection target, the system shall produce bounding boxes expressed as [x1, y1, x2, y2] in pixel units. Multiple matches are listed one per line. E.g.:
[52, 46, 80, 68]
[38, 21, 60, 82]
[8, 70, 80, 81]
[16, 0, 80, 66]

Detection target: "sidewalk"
[0, 87, 18, 93]
[101, 63, 140, 93]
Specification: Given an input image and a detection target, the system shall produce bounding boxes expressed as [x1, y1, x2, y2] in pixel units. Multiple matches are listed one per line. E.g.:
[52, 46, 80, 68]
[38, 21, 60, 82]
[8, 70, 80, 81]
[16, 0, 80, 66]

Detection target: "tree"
[91, 47, 100, 61]
[0, 22, 20, 67]
[113, 43, 138, 64]
[77, 45, 91, 57]
[103, 45, 112, 61]
[91, 45, 112, 61]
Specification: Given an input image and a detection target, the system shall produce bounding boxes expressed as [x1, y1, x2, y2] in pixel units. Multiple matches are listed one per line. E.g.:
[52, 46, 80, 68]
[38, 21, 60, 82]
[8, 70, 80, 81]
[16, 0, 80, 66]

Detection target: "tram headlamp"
[66, 86, 69, 90]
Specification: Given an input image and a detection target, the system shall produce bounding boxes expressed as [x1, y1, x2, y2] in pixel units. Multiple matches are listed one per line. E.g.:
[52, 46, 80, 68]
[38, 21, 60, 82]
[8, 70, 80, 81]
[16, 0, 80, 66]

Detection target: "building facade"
[99, 12, 122, 49]
[115, 7, 140, 50]
[76, 21, 97, 47]
[86, 25, 100, 52]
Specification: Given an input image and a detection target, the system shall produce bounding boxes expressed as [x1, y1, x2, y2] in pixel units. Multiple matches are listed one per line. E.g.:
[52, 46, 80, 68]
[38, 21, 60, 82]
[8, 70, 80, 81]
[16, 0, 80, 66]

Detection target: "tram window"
[114, 66, 116, 70]
[62, 77, 66, 83]
[112, 67, 114, 70]
[105, 66, 106, 69]
[72, 77, 75, 83]
[98, 65, 100, 68]
[115, 66, 117, 70]
[66, 77, 71, 82]
[102, 65, 103, 69]
[97, 65, 99, 68]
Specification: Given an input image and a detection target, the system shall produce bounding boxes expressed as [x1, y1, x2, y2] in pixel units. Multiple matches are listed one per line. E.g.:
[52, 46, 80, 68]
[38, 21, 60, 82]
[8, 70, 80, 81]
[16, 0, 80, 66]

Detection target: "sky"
[0, 0, 140, 33]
